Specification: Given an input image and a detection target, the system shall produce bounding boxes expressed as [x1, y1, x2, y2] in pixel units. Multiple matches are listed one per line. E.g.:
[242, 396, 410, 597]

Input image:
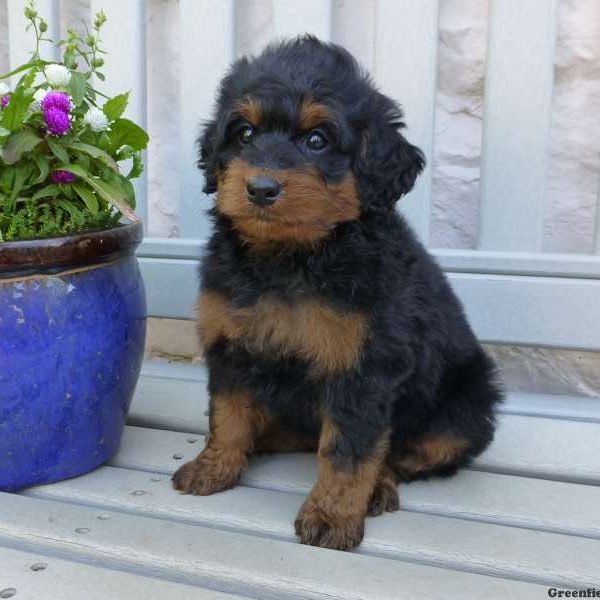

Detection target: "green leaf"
[116, 144, 134, 161]
[109, 118, 148, 152]
[63, 49, 77, 69]
[60, 184, 76, 201]
[57, 163, 86, 178]
[74, 152, 90, 171]
[98, 132, 111, 151]
[102, 92, 129, 121]
[72, 182, 99, 215]
[6, 164, 28, 212]
[1, 90, 34, 132]
[120, 176, 135, 208]
[68, 142, 118, 171]
[0, 62, 39, 81]
[47, 137, 70, 164]
[78, 129, 96, 145]
[57, 199, 82, 220]
[0, 164, 15, 192]
[68, 72, 87, 106]
[127, 153, 144, 180]
[84, 84, 97, 104]
[104, 169, 136, 209]
[17, 69, 37, 91]
[31, 154, 50, 184]
[90, 177, 137, 220]
[58, 164, 138, 221]
[31, 183, 60, 201]
[1, 129, 42, 164]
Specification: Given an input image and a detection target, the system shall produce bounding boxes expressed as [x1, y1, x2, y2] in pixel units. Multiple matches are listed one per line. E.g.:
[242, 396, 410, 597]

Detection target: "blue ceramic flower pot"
[0, 222, 146, 491]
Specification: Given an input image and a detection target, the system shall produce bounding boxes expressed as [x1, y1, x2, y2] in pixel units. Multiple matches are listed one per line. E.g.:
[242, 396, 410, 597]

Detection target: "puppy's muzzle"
[246, 176, 282, 207]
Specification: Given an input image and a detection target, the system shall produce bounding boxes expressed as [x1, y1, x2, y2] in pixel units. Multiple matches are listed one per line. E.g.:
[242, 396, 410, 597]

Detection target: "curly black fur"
[197, 37, 501, 487]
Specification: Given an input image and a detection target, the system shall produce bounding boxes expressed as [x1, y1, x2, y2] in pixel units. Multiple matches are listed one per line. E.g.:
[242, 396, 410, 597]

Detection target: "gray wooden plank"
[130, 371, 208, 433]
[596, 175, 600, 254]
[435, 248, 600, 279]
[141, 360, 207, 381]
[111, 426, 600, 539]
[331, 0, 376, 70]
[373, 0, 439, 241]
[478, 0, 558, 251]
[501, 392, 600, 423]
[138, 237, 205, 260]
[178, 0, 235, 238]
[137, 238, 600, 280]
[474, 414, 600, 484]
[139, 257, 199, 319]
[138, 257, 600, 350]
[24, 465, 600, 589]
[136, 361, 600, 422]
[90, 0, 148, 227]
[0, 494, 546, 600]
[272, 0, 332, 40]
[0, 546, 239, 600]
[450, 272, 600, 351]
[130, 370, 600, 484]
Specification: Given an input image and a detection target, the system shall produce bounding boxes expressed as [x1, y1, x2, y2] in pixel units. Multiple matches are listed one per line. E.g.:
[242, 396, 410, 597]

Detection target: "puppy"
[173, 36, 501, 551]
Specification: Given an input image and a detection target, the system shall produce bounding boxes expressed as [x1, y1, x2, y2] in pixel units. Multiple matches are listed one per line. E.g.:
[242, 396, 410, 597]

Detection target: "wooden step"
[23, 463, 600, 589]
[0, 546, 241, 600]
[110, 425, 600, 539]
[130, 362, 600, 485]
[0, 493, 548, 600]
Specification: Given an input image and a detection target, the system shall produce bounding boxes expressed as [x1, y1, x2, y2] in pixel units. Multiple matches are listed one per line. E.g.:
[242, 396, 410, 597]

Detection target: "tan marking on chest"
[197, 290, 368, 376]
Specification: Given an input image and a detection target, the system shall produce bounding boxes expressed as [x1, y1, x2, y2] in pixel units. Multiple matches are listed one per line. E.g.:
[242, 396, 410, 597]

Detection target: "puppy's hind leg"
[172, 389, 266, 495]
[367, 462, 400, 516]
[391, 432, 473, 482]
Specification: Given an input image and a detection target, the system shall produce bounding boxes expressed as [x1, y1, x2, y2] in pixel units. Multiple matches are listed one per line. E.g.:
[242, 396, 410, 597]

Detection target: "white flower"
[84, 107, 109, 132]
[0, 82, 9, 96]
[44, 64, 71, 88]
[33, 89, 48, 103]
[30, 88, 48, 110]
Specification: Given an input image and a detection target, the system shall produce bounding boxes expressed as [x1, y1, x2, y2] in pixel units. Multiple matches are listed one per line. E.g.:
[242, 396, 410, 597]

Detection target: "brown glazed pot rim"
[0, 221, 143, 278]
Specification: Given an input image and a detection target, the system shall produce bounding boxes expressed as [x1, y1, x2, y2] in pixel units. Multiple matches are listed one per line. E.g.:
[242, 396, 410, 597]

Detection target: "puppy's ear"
[354, 97, 425, 210]
[198, 120, 219, 194]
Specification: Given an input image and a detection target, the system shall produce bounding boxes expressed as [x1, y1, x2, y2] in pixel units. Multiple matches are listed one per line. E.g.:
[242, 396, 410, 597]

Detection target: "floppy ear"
[354, 101, 425, 210]
[197, 120, 219, 194]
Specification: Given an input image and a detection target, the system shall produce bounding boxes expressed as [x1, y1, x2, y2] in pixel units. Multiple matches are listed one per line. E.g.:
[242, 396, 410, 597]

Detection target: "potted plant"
[0, 2, 148, 491]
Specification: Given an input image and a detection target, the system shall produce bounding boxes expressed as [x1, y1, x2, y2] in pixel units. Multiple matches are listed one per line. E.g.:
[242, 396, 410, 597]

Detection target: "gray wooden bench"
[2, 358, 600, 599]
[3, 0, 600, 598]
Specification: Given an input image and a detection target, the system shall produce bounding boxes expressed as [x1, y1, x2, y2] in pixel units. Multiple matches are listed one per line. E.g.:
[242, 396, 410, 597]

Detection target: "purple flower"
[44, 107, 70, 136]
[41, 91, 71, 113]
[51, 170, 76, 184]
[0, 94, 9, 108]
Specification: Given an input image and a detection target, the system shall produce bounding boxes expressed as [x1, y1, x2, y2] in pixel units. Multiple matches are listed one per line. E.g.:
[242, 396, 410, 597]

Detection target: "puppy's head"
[199, 36, 424, 247]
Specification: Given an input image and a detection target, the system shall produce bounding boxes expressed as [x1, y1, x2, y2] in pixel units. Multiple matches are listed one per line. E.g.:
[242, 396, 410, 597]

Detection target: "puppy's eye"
[306, 130, 328, 151]
[238, 125, 254, 144]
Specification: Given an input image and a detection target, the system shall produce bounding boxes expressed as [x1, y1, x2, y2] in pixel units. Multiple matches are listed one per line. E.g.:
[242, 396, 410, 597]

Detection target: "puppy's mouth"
[216, 158, 360, 247]
[246, 207, 281, 222]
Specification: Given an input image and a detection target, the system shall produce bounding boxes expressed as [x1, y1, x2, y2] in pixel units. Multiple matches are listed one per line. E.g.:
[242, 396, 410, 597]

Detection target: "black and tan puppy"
[173, 36, 501, 551]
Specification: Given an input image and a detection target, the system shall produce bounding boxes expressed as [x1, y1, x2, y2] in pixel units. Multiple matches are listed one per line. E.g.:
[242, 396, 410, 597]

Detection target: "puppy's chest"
[197, 290, 368, 376]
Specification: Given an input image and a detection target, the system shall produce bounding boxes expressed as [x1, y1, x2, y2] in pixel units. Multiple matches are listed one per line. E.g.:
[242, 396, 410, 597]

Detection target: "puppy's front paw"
[172, 452, 242, 496]
[294, 500, 365, 551]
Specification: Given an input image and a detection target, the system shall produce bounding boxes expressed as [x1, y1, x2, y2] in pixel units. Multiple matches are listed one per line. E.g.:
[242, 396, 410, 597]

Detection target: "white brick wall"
[3, 0, 598, 249]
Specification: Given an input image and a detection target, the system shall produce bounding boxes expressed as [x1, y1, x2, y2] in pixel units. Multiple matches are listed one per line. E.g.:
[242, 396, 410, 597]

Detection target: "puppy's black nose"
[246, 176, 282, 207]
